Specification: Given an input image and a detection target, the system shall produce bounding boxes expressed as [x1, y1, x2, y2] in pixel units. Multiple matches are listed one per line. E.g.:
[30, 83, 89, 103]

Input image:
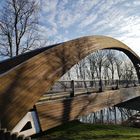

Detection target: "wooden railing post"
[70, 80, 75, 97]
[99, 79, 103, 92]
[115, 80, 119, 89]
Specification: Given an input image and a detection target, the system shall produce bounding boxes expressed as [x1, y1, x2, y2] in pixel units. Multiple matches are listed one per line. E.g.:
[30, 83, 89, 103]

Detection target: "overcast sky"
[40, 0, 140, 56]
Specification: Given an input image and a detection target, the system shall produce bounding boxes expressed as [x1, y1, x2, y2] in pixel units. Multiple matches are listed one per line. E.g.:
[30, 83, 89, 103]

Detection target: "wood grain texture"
[36, 86, 140, 131]
[0, 35, 140, 130]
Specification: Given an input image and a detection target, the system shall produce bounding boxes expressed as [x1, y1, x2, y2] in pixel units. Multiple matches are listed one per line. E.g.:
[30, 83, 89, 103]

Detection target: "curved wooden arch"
[0, 35, 140, 129]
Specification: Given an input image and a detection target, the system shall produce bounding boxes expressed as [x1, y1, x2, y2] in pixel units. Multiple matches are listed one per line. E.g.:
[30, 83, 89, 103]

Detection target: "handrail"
[45, 79, 139, 98]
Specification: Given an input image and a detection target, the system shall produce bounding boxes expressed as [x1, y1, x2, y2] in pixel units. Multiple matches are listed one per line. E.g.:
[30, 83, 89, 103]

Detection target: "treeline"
[61, 49, 137, 82]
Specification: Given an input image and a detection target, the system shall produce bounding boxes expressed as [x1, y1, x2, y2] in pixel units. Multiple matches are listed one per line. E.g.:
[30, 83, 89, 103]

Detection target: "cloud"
[38, 25, 57, 37]
[42, 0, 58, 13]
[57, 9, 81, 28]
[133, 1, 140, 5]
[79, 14, 98, 28]
[39, 0, 140, 55]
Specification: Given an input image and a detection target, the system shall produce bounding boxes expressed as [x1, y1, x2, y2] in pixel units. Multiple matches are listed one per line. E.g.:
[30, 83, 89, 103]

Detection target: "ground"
[33, 121, 140, 140]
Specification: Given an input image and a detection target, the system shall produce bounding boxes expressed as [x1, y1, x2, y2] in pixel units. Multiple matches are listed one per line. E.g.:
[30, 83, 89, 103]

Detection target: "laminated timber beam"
[0, 35, 140, 130]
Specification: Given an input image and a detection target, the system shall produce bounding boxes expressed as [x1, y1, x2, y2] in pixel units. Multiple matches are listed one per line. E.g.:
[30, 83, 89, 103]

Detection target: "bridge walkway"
[35, 80, 140, 131]
[38, 80, 137, 102]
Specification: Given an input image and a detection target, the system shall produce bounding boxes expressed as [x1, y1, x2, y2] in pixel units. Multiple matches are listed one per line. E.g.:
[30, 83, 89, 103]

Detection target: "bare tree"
[115, 53, 123, 82]
[122, 62, 135, 81]
[95, 50, 106, 81]
[106, 50, 116, 84]
[103, 59, 110, 84]
[0, 0, 42, 58]
[87, 53, 97, 81]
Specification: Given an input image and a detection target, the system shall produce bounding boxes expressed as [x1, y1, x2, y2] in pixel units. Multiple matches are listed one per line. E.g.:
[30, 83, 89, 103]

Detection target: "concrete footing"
[12, 111, 40, 137]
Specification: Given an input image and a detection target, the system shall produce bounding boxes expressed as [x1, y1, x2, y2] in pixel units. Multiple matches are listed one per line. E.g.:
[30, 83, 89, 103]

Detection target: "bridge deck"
[35, 86, 140, 131]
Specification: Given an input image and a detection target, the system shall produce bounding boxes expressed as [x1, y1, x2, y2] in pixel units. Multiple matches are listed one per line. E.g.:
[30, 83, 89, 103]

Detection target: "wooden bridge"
[0, 35, 140, 137]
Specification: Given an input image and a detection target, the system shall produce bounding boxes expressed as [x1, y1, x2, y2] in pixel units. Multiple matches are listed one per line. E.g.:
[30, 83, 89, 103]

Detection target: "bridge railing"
[46, 79, 139, 98]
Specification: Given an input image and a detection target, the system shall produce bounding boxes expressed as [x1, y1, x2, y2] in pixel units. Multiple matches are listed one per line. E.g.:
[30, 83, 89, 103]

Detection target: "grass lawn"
[33, 121, 140, 140]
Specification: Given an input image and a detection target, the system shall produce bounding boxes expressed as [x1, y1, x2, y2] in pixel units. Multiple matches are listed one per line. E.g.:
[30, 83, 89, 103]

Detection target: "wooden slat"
[0, 35, 140, 130]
